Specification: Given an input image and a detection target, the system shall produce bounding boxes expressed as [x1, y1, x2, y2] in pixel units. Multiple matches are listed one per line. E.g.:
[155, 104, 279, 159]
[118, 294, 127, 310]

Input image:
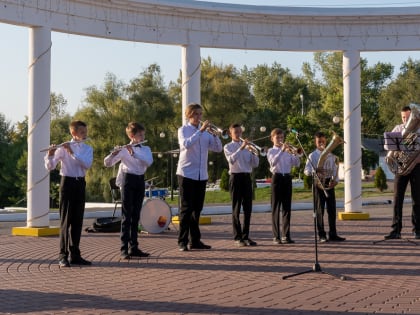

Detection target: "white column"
[27, 26, 51, 227]
[181, 44, 201, 123]
[343, 50, 362, 213]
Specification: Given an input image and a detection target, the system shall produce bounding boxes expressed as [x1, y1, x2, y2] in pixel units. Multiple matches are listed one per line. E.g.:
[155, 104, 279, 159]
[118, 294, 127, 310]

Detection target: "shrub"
[220, 169, 229, 191]
[374, 166, 388, 192]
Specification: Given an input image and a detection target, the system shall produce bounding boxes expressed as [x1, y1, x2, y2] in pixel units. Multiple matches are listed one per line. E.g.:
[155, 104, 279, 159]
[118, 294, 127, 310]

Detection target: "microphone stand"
[282, 132, 346, 280]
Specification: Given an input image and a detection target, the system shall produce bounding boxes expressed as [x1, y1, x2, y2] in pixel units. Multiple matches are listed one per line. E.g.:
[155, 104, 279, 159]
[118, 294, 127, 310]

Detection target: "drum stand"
[282, 133, 345, 281]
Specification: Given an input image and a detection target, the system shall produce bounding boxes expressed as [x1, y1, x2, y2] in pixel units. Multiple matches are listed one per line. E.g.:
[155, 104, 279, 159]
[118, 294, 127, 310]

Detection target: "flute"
[40, 138, 89, 152]
[109, 140, 148, 154]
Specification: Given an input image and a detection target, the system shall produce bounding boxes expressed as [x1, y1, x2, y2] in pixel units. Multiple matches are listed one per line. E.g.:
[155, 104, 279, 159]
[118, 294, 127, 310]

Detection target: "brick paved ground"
[0, 204, 420, 315]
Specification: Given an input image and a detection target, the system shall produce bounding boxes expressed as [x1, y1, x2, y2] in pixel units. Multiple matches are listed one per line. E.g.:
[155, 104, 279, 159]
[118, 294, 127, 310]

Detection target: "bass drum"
[140, 199, 172, 233]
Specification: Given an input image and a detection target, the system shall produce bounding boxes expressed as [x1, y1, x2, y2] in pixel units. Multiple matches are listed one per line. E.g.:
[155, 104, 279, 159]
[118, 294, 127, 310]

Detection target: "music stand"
[282, 133, 346, 281]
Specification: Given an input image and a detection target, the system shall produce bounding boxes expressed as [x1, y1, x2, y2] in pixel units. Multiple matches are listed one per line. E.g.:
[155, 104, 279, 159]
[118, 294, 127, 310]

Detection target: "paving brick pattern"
[1, 205, 420, 315]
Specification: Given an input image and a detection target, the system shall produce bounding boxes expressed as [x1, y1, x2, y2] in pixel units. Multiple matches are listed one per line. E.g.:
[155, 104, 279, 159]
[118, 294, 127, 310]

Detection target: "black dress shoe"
[178, 244, 188, 251]
[414, 232, 420, 239]
[234, 240, 246, 247]
[329, 235, 346, 242]
[281, 237, 295, 244]
[70, 257, 92, 265]
[273, 238, 281, 245]
[121, 251, 130, 260]
[129, 248, 150, 257]
[243, 239, 257, 246]
[58, 257, 70, 268]
[189, 241, 211, 250]
[319, 237, 328, 243]
[384, 232, 401, 240]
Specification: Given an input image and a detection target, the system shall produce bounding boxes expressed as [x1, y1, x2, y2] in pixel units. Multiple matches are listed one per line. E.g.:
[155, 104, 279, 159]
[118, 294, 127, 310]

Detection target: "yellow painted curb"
[172, 215, 212, 225]
[338, 212, 370, 220]
[12, 226, 60, 237]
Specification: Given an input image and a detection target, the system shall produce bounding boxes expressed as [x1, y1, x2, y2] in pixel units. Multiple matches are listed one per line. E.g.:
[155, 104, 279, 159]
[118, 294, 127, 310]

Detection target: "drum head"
[140, 199, 172, 233]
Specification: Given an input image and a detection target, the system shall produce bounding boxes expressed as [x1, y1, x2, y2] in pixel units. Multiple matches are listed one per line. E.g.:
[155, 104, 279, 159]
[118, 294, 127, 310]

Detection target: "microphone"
[289, 128, 300, 136]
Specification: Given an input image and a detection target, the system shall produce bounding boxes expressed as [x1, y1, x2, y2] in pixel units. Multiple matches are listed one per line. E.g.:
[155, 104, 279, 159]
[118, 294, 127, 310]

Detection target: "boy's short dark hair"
[229, 123, 241, 130]
[126, 122, 145, 136]
[401, 106, 411, 112]
[69, 120, 87, 131]
[315, 131, 326, 139]
[185, 103, 203, 118]
[270, 128, 284, 138]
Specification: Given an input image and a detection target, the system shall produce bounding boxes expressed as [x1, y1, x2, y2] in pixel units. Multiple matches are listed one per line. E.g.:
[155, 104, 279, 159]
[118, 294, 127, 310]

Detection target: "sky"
[2, 0, 420, 124]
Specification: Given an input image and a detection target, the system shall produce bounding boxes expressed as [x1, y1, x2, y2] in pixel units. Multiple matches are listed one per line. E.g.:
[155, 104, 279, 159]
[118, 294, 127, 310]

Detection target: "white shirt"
[224, 140, 259, 174]
[304, 149, 338, 182]
[267, 145, 300, 174]
[176, 122, 222, 181]
[44, 140, 93, 177]
[104, 143, 153, 176]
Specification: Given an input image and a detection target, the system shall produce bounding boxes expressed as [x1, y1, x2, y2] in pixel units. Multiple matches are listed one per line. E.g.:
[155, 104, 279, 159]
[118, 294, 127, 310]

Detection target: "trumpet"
[110, 140, 148, 154]
[40, 138, 89, 152]
[240, 138, 268, 156]
[200, 120, 229, 139]
[279, 141, 303, 157]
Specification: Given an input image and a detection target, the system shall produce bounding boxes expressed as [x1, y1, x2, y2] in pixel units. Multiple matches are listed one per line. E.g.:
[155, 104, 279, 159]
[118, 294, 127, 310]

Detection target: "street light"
[300, 94, 304, 116]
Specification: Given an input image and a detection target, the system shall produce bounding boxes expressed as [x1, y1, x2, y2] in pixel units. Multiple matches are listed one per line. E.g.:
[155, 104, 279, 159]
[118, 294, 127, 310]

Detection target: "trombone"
[109, 140, 148, 154]
[240, 137, 268, 157]
[200, 120, 229, 139]
[40, 138, 89, 152]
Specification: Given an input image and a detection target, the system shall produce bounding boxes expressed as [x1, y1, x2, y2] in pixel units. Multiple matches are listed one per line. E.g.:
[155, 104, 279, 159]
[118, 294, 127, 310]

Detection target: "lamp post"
[300, 94, 304, 116]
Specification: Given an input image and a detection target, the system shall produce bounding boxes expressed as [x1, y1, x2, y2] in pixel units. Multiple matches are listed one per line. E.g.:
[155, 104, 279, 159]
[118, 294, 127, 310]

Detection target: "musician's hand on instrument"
[200, 120, 209, 133]
[126, 145, 134, 156]
[47, 145, 57, 156]
[62, 143, 74, 155]
[329, 180, 338, 189]
[240, 138, 249, 150]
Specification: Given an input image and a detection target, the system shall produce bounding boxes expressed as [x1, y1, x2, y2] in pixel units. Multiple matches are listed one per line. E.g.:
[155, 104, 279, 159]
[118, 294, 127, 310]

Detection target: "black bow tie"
[134, 144, 141, 148]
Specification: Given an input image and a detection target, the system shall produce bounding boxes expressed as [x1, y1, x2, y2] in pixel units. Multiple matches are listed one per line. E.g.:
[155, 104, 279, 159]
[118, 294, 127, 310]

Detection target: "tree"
[362, 148, 379, 175]
[74, 66, 176, 201]
[374, 166, 388, 192]
[379, 58, 420, 132]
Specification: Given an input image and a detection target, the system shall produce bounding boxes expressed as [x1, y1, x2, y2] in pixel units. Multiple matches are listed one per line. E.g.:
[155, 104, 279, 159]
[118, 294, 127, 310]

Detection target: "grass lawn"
[165, 181, 394, 207]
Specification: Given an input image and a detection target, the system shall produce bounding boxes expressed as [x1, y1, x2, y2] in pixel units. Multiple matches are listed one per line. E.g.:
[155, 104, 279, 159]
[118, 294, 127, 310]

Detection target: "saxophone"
[385, 103, 420, 176]
[316, 131, 344, 190]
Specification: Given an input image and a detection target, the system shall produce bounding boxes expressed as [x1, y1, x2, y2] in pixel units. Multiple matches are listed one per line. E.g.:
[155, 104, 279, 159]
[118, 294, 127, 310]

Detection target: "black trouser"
[59, 176, 86, 260]
[391, 163, 420, 234]
[177, 175, 207, 246]
[271, 173, 292, 240]
[229, 173, 253, 241]
[120, 173, 145, 252]
[313, 185, 337, 238]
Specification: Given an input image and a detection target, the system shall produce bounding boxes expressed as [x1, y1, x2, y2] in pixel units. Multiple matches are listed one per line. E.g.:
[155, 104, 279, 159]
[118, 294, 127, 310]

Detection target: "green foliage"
[1, 54, 415, 205]
[219, 169, 229, 192]
[303, 174, 312, 190]
[362, 148, 379, 174]
[374, 166, 388, 192]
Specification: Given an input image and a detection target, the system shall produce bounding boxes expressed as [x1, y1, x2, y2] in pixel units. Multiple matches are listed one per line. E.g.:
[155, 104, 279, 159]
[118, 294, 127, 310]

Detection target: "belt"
[63, 176, 85, 181]
[275, 173, 290, 177]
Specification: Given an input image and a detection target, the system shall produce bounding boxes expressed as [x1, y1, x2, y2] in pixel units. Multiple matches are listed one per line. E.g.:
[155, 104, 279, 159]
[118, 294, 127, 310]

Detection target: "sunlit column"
[181, 44, 201, 123]
[343, 50, 362, 213]
[27, 26, 51, 227]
